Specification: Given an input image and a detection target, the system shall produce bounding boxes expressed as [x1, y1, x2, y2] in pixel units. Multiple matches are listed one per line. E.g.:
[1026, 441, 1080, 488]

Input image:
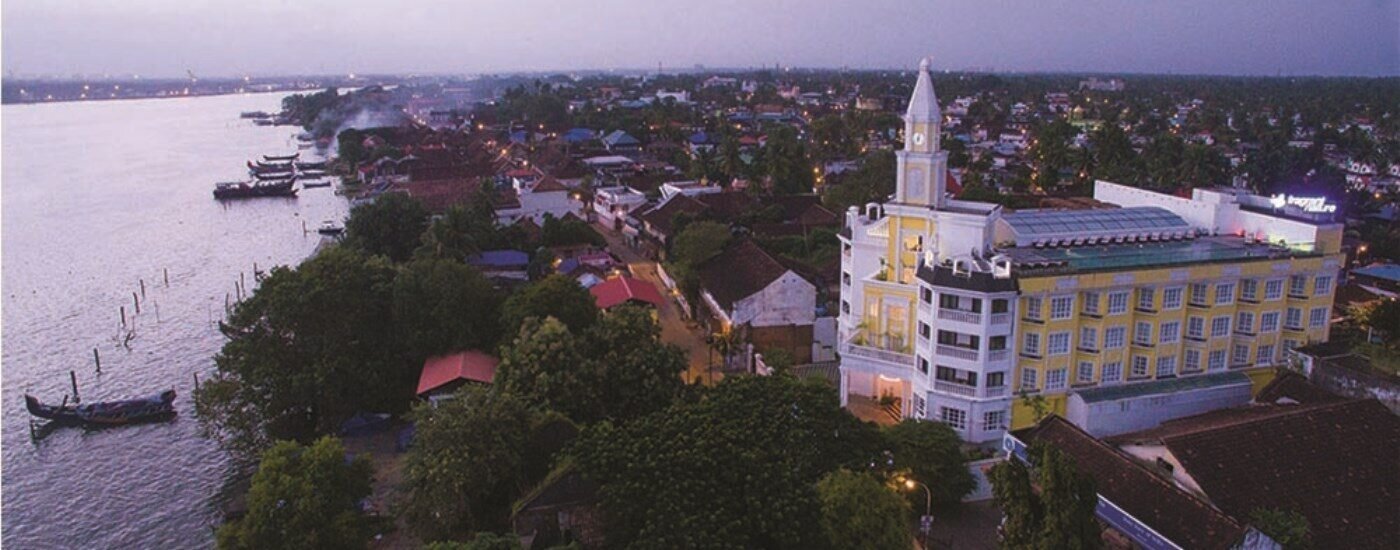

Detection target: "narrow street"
[594, 222, 719, 385]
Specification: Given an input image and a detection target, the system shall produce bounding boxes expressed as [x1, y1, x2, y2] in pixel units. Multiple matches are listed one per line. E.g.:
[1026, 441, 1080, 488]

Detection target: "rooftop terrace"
[1002, 235, 1319, 276]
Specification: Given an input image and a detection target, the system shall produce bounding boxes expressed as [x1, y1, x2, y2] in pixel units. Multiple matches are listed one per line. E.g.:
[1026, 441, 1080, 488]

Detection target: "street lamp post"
[904, 478, 933, 549]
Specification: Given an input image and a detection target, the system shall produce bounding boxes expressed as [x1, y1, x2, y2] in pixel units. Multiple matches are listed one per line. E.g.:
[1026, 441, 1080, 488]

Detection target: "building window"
[990, 335, 1007, 351]
[987, 372, 1006, 387]
[1309, 307, 1327, 328]
[1185, 349, 1202, 371]
[1048, 332, 1071, 356]
[1020, 368, 1038, 391]
[939, 294, 959, 310]
[1283, 339, 1300, 351]
[1314, 275, 1333, 295]
[938, 330, 979, 349]
[1208, 349, 1227, 371]
[1215, 282, 1236, 305]
[1137, 288, 1156, 311]
[936, 366, 976, 385]
[992, 298, 1009, 313]
[1131, 355, 1149, 378]
[1257, 344, 1275, 366]
[918, 356, 930, 375]
[920, 287, 932, 303]
[1189, 283, 1208, 306]
[919, 322, 931, 339]
[1050, 296, 1074, 320]
[1241, 279, 1258, 302]
[1187, 316, 1205, 339]
[1290, 275, 1307, 297]
[1156, 356, 1177, 378]
[1211, 316, 1231, 337]
[1260, 311, 1280, 333]
[1102, 362, 1122, 383]
[1107, 291, 1129, 315]
[1163, 287, 1184, 310]
[1083, 292, 1100, 316]
[1077, 361, 1095, 383]
[1286, 307, 1303, 330]
[939, 407, 967, 431]
[1104, 326, 1126, 349]
[842, 301, 851, 314]
[1134, 321, 1153, 346]
[1022, 333, 1041, 356]
[1232, 344, 1250, 366]
[1236, 312, 1255, 334]
[844, 272, 853, 286]
[1025, 297, 1043, 320]
[913, 394, 927, 418]
[1046, 368, 1067, 390]
[982, 410, 1008, 431]
[1079, 326, 1098, 351]
[1160, 321, 1181, 344]
[1265, 279, 1284, 301]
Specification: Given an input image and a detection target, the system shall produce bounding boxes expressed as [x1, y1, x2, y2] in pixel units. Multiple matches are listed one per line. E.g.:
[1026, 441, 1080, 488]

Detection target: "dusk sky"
[4, 0, 1397, 78]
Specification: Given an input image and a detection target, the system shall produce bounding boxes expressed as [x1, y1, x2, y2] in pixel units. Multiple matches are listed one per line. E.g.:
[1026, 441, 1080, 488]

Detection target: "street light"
[901, 477, 933, 549]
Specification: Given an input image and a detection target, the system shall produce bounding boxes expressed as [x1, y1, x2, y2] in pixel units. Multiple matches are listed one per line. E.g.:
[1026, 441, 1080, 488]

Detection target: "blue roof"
[562, 128, 596, 143]
[602, 130, 640, 146]
[1354, 263, 1400, 283]
[688, 131, 714, 145]
[509, 130, 528, 144]
[556, 257, 581, 274]
[467, 250, 530, 267]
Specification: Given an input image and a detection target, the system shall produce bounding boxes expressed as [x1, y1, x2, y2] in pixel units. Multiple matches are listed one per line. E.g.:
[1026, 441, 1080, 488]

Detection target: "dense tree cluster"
[217, 437, 375, 550]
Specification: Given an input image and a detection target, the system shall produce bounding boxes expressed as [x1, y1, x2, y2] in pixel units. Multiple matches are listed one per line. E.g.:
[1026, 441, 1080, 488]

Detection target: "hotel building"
[837, 59, 1344, 443]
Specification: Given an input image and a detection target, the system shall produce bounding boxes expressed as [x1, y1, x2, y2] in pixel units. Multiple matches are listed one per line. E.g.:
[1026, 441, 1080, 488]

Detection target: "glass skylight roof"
[1002, 207, 1192, 243]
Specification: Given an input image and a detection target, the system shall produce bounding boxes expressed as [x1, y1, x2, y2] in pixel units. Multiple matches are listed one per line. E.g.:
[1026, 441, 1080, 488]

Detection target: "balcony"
[987, 349, 1010, 362]
[990, 313, 1012, 326]
[983, 385, 1008, 398]
[937, 308, 982, 324]
[842, 332, 915, 367]
[933, 380, 978, 397]
[936, 344, 980, 362]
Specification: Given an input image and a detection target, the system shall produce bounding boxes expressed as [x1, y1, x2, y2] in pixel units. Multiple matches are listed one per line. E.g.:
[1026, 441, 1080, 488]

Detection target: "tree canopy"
[345, 192, 430, 263]
[216, 437, 374, 550]
[989, 444, 1101, 549]
[816, 470, 913, 550]
[571, 375, 884, 549]
[499, 275, 600, 338]
[883, 419, 977, 510]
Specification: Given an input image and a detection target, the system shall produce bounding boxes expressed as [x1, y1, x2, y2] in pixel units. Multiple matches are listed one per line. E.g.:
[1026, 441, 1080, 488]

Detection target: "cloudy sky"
[4, 0, 1397, 77]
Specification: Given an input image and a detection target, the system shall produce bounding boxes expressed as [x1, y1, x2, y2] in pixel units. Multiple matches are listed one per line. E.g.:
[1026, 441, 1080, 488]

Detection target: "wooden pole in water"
[140, 279, 146, 300]
[93, 348, 101, 373]
[120, 306, 127, 327]
[133, 292, 141, 314]
[70, 371, 80, 403]
[193, 372, 200, 391]
[164, 268, 170, 286]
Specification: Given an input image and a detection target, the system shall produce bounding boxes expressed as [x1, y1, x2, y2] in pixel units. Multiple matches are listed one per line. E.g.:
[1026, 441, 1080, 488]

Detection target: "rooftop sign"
[1269, 194, 1336, 213]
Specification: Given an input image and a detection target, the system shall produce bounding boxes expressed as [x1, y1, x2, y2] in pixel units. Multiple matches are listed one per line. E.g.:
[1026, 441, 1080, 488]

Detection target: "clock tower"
[895, 57, 948, 209]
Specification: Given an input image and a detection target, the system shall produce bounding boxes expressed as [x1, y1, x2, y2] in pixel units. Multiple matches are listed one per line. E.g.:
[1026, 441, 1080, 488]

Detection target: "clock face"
[912, 132, 925, 146]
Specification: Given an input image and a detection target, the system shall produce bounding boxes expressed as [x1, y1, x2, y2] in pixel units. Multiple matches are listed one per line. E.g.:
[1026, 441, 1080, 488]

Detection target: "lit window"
[1163, 287, 1183, 310]
[1236, 312, 1255, 334]
[1309, 307, 1327, 328]
[1314, 276, 1333, 295]
[1077, 361, 1095, 383]
[1047, 332, 1071, 356]
[1137, 288, 1155, 311]
[1022, 333, 1041, 356]
[1215, 282, 1236, 305]
[1185, 349, 1201, 371]
[1134, 321, 1153, 345]
[1107, 291, 1129, 315]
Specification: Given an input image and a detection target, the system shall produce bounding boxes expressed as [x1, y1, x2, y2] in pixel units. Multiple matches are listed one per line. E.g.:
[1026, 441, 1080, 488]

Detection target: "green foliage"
[393, 258, 503, 357]
[195, 247, 408, 454]
[764, 125, 817, 195]
[540, 215, 603, 247]
[281, 88, 341, 130]
[989, 444, 1101, 550]
[416, 202, 505, 261]
[1250, 507, 1312, 549]
[422, 532, 524, 550]
[405, 387, 561, 541]
[496, 306, 686, 425]
[816, 470, 913, 550]
[216, 437, 373, 550]
[666, 220, 732, 297]
[571, 375, 884, 548]
[345, 192, 430, 263]
[500, 275, 599, 337]
[1350, 298, 1400, 349]
[823, 149, 895, 214]
[883, 420, 977, 510]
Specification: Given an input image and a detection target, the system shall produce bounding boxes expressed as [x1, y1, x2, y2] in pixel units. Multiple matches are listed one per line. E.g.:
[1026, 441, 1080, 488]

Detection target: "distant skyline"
[3, 0, 1397, 78]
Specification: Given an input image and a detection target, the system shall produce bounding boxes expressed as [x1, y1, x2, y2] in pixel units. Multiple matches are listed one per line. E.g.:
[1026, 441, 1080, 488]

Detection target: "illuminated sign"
[1269, 194, 1336, 213]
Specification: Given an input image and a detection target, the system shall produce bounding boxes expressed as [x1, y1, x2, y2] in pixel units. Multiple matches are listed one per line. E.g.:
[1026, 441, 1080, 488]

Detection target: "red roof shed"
[589, 276, 665, 310]
[416, 350, 499, 397]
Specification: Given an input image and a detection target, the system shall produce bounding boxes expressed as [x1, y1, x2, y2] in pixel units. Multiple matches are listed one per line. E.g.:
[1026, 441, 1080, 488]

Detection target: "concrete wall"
[733, 271, 816, 327]
[751, 324, 815, 364]
[1065, 381, 1253, 437]
[1312, 361, 1400, 414]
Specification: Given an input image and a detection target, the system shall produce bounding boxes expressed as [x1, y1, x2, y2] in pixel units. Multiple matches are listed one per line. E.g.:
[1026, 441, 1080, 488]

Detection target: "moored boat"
[294, 160, 327, 170]
[214, 179, 297, 199]
[318, 220, 345, 235]
[263, 153, 299, 162]
[25, 389, 177, 426]
[302, 180, 332, 189]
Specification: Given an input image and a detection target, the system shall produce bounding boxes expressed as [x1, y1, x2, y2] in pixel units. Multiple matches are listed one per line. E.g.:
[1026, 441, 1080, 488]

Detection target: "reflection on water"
[2, 92, 349, 549]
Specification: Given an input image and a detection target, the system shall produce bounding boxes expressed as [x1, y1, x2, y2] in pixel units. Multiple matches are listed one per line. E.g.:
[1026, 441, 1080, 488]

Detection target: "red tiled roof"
[417, 350, 499, 396]
[590, 276, 665, 309]
[697, 239, 796, 311]
[532, 175, 569, 193]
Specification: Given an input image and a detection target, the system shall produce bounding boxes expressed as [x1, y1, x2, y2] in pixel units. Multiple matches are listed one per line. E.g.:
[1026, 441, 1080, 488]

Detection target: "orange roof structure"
[416, 350, 499, 396]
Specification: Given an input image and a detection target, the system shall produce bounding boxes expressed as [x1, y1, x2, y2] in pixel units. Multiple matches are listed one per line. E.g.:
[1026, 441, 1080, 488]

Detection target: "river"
[2, 92, 350, 548]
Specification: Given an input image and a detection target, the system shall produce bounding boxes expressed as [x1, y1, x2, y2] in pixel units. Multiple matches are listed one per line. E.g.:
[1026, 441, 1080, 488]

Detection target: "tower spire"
[906, 56, 940, 123]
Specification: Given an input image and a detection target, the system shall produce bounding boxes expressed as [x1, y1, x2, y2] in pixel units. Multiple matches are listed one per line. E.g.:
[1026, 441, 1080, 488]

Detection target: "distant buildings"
[1079, 77, 1126, 92]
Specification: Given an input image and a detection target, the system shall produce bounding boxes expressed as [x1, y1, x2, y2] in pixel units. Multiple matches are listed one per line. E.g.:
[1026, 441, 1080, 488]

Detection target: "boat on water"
[240, 111, 273, 119]
[214, 179, 297, 199]
[263, 153, 299, 162]
[298, 169, 329, 179]
[318, 220, 345, 235]
[25, 389, 177, 426]
[294, 160, 327, 170]
[302, 180, 332, 189]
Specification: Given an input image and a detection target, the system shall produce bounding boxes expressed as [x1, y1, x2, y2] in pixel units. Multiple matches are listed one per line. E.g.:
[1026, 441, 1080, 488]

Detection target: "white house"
[592, 185, 649, 229]
[496, 176, 583, 224]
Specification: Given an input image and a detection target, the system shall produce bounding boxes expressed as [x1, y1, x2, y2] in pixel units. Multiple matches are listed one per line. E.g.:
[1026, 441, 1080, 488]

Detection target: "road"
[594, 223, 719, 385]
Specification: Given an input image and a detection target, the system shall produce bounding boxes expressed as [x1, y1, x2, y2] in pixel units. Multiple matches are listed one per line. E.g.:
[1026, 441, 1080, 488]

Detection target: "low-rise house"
[416, 350, 499, 402]
[698, 239, 818, 365]
[601, 130, 641, 153]
[590, 275, 666, 311]
[659, 180, 723, 200]
[592, 186, 648, 230]
[467, 250, 531, 281]
[496, 176, 583, 224]
[1351, 263, 1400, 293]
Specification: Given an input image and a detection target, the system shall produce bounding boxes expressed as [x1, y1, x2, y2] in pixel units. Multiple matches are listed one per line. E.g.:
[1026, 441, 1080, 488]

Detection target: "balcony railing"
[984, 385, 1008, 398]
[990, 313, 1012, 326]
[934, 380, 978, 397]
[936, 345, 980, 362]
[938, 309, 982, 324]
[842, 333, 914, 366]
[987, 349, 1010, 362]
